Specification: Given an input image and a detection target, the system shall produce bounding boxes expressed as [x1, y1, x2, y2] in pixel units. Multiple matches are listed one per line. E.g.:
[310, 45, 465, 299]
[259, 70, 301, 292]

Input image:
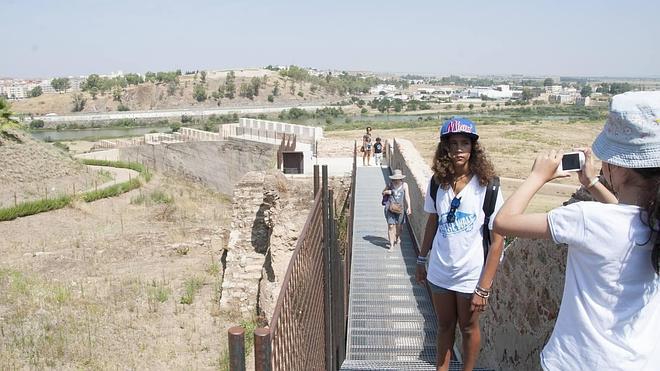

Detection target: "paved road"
[35, 104, 331, 123]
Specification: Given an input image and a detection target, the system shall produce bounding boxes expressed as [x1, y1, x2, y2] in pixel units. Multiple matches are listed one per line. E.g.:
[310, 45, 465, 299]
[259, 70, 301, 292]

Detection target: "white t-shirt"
[545, 202, 660, 371]
[423, 176, 504, 293]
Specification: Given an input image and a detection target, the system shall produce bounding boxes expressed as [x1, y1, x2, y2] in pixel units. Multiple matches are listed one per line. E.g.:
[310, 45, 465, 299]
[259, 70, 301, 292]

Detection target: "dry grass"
[0, 172, 237, 369]
[326, 119, 604, 211]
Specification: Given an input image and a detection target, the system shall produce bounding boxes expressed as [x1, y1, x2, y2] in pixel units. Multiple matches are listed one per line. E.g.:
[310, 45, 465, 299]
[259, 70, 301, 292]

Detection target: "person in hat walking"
[494, 91, 660, 370]
[382, 169, 412, 249]
[415, 117, 505, 371]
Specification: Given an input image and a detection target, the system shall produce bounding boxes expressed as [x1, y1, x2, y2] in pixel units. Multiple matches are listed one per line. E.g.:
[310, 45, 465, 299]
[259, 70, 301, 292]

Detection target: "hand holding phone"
[558, 151, 585, 172]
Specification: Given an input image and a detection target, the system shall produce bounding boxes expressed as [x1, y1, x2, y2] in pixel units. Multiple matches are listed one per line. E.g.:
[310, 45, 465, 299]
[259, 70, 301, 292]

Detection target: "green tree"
[112, 87, 123, 102]
[580, 85, 593, 97]
[193, 84, 207, 102]
[145, 71, 157, 83]
[81, 74, 101, 92]
[521, 88, 534, 101]
[543, 78, 554, 87]
[297, 91, 304, 97]
[225, 71, 236, 99]
[267, 95, 274, 103]
[200, 70, 207, 83]
[468, 103, 474, 110]
[250, 77, 261, 96]
[28, 86, 43, 97]
[51, 77, 71, 93]
[272, 81, 280, 96]
[0, 97, 19, 129]
[481, 102, 487, 108]
[125, 73, 143, 85]
[456, 103, 464, 110]
[29, 119, 45, 129]
[360, 107, 368, 114]
[239, 83, 254, 100]
[609, 82, 633, 95]
[90, 87, 99, 100]
[71, 93, 86, 112]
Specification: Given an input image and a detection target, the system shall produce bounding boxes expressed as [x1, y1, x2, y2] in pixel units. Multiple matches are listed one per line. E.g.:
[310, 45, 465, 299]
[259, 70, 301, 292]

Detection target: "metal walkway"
[341, 166, 439, 370]
[341, 166, 494, 371]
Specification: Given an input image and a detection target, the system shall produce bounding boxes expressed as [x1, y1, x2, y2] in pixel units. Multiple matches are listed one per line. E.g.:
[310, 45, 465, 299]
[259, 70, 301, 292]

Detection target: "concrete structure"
[117, 138, 278, 194]
[369, 84, 397, 95]
[238, 118, 323, 144]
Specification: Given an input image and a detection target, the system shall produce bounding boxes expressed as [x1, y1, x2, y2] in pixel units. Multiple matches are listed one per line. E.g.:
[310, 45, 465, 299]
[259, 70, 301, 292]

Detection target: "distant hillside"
[12, 69, 348, 116]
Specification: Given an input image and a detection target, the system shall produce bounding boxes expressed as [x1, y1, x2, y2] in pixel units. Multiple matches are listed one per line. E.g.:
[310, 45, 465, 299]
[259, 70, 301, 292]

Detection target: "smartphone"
[559, 151, 585, 172]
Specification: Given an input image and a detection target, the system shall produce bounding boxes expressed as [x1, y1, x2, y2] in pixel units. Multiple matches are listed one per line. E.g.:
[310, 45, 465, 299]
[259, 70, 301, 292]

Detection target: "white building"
[369, 84, 397, 95]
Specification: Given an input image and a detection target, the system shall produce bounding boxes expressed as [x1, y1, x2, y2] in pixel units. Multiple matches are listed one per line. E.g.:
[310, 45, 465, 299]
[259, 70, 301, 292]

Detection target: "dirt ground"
[0, 171, 240, 369]
[325, 120, 604, 212]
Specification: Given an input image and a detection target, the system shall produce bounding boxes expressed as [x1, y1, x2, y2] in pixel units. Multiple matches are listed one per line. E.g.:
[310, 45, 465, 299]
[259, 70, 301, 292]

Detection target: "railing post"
[322, 165, 334, 371]
[314, 165, 320, 197]
[254, 327, 272, 371]
[228, 326, 246, 371]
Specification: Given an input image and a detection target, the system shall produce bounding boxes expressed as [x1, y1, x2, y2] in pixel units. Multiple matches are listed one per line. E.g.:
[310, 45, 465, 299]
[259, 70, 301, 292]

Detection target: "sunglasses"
[446, 196, 461, 223]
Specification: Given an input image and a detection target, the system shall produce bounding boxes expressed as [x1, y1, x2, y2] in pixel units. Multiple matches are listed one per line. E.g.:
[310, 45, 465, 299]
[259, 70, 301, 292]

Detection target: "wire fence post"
[322, 165, 334, 371]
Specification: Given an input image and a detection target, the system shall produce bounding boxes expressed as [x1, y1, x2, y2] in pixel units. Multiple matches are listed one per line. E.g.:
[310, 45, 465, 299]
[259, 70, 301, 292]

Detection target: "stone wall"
[118, 138, 278, 194]
[391, 138, 565, 371]
[219, 172, 279, 315]
[388, 138, 433, 243]
[218, 171, 314, 318]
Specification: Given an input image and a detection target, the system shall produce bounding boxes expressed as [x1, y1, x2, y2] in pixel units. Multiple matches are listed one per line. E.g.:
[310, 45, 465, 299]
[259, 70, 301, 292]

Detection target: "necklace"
[452, 173, 472, 193]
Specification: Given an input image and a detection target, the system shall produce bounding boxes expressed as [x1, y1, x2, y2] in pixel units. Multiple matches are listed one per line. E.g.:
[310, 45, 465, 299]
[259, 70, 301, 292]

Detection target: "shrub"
[0, 196, 72, 222]
[29, 119, 45, 129]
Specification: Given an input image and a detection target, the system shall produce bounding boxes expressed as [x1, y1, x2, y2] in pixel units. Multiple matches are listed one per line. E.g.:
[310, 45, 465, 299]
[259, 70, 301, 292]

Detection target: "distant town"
[2, 66, 657, 111]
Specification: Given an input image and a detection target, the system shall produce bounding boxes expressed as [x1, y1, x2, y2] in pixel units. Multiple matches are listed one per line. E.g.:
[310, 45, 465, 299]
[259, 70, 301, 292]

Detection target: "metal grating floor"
[341, 166, 439, 369]
[341, 166, 494, 371]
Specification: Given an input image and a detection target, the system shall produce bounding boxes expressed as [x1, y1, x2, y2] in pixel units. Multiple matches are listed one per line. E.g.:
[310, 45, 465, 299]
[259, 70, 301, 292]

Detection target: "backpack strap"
[481, 177, 500, 264]
[430, 177, 440, 212]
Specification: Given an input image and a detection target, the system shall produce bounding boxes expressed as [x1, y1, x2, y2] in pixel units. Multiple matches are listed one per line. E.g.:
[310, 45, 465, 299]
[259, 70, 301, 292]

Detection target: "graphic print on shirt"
[438, 211, 477, 237]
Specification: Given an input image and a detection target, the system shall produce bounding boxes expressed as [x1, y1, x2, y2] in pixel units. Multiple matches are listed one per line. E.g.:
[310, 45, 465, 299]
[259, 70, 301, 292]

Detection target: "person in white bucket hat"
[494, 91, 660, 370]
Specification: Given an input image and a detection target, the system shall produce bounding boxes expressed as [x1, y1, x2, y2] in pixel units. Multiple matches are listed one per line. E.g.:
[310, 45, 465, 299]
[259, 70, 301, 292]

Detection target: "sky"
[2, 0, 660, 78]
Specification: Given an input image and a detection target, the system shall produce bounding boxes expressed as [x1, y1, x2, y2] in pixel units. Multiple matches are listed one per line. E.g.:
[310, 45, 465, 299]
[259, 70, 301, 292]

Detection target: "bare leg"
[395, 224, 403, 246]
[387, 224, 397, 249]
[432, 292, 457, 371]
[456, 295, 482, 371]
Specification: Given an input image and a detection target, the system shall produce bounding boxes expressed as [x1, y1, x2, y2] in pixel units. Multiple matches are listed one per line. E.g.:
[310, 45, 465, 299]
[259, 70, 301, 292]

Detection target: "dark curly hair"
[431, 135, 496, 189]
[632, 167, 660, 275]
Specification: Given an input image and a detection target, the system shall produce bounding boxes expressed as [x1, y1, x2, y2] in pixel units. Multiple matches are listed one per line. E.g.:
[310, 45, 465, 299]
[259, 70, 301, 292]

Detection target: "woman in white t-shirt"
[494, 91, 660, 371]
[416, 117, 505, 371]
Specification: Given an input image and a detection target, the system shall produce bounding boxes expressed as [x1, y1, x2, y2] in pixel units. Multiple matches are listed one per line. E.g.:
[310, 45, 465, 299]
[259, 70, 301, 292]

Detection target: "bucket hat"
[440, 117, 479, 140]
[592, 91, 660, 168]
[389, 169, 406, 180]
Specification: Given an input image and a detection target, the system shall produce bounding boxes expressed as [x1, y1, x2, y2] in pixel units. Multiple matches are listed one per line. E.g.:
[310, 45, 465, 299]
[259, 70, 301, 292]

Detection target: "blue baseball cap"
[440, 117, 479, 140]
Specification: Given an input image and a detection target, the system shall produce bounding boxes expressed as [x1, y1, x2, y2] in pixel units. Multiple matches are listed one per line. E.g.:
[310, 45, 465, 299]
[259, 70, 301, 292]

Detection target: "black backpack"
[429, 176, 500, 263]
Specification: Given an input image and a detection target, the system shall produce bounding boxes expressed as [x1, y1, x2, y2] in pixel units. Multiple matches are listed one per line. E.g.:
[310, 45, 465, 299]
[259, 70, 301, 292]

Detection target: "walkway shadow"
[362, 235, 389, 249]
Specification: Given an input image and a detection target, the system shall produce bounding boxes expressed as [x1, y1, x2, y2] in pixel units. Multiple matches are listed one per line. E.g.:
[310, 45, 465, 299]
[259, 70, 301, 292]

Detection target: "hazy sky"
[3, 0, 659, 78]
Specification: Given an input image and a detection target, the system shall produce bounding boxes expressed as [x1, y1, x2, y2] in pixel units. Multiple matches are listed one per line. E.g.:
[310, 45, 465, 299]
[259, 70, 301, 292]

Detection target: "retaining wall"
[118, 138, 278, 194]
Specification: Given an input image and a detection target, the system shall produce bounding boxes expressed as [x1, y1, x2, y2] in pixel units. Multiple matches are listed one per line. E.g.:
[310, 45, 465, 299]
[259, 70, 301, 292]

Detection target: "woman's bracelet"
[474, 289, 490, 299]
[416, 256, 427, 265]
[476, 285, 491, 293]
[586, 176, 600, 189]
